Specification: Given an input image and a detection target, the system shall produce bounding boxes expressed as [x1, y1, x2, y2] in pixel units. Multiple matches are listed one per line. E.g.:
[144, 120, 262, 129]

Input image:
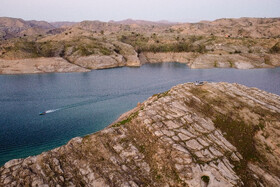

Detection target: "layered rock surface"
[141, 52, 280, 69]
[73, 41, 141, 70]
[1, 52, 280, 74]
[74, 54, 126, 70]
[0, 57, 89, 74]
[1, 82, 280, 186]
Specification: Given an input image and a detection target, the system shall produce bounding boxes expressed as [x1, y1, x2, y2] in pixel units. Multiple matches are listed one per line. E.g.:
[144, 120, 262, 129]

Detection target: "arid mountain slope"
[0, 17, 55, 39]
[0, 17, 280, 73]
[172, 17, 280, 38]
[1, 82, 279, 186]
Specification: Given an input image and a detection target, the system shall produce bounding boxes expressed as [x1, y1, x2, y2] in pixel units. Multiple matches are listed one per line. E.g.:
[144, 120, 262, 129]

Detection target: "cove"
[0, 62, 280, 166]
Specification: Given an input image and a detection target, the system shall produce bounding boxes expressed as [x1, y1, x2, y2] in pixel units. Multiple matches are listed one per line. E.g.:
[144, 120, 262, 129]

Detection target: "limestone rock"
[74, 54, 126, 69]
[142, 52, 193, 64]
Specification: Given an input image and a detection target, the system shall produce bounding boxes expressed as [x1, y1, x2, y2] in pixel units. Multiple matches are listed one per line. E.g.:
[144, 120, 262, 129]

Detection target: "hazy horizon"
[2, 15, 280, 24]
[1, 0, 280, 23]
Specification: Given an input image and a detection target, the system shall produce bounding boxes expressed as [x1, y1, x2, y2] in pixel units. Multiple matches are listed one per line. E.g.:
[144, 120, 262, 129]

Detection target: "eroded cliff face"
[72, 41, 141, 70]
[141, 52, 280, 69]
[1, 82, 280, 187]
[1, 52, 280, 74]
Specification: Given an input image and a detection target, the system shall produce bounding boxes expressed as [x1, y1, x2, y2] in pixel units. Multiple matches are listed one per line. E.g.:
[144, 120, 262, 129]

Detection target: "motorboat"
[194, 81, 205, 86]
[39, 111, 46, 115]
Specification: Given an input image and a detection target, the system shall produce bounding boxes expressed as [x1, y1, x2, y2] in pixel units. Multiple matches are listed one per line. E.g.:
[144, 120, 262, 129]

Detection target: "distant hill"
[1, 17, 280, 39]
[0, 17, 55, 39]
[172, 17, 280, 38]
[109, 19, 177, 26]
[50, 22, 77, 28]
[75, 19, 176, 34]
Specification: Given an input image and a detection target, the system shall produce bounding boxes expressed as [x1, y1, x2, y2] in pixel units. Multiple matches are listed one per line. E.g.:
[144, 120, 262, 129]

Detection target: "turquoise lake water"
[0, 63, 280, 166]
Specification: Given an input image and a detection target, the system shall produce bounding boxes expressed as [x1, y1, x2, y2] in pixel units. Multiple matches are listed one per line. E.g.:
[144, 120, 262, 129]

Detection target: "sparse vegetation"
[213, 115, 265, 186]
[112, 111, 139, 127]
[214, 115, 260, 161]
[201, 175, 210, 184]
[270, 42, 280, 53]
[1, 36, 113, 58]
[229, 60, 233, 67]
[118, 33, 209, 53]
[214, 61, 217, 67]
[264, 56, 271, 65]
[234, 50, 241, 54]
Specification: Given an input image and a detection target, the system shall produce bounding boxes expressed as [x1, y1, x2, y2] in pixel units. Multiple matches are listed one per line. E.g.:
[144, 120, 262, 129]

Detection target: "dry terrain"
[0, 17, 280, 74]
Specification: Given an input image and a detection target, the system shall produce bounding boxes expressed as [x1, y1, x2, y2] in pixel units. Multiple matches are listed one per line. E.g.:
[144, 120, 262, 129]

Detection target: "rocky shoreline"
[1, 17, 280, 74]
[1, 82, 279, 186]
[0, 57, 90, 74]
[1, 52, 280, 74]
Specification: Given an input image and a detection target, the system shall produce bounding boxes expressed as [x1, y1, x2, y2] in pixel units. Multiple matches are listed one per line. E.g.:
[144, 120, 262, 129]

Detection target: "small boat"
[39, 112, 46, 115]
[194, 81, 205, 86]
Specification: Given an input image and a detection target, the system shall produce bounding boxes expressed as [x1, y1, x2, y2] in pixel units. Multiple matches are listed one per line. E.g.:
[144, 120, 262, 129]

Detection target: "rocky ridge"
[1, 82, 280, 186]
[172, 17, 280, 38]
[0, 17, 56, 39]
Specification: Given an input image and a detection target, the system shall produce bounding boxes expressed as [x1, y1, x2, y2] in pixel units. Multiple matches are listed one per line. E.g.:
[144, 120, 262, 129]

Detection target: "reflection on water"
[0, 63, 280, 166]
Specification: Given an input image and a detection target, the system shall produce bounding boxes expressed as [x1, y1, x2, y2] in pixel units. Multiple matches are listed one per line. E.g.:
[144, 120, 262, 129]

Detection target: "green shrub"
[270, 42, 280, 53]
[234, 50, 241, 54]
[201, 175, 210, 184]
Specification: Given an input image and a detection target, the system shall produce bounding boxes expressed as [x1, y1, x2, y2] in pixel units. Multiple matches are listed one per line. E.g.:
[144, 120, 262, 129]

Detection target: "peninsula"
[1, 82, 280, 186]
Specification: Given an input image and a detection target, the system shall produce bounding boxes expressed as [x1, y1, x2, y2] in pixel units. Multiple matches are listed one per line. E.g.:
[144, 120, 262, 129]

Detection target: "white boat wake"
[45, 109, 60, 113]
[39, 77, 213, 116]
[39, 108, 61, 115]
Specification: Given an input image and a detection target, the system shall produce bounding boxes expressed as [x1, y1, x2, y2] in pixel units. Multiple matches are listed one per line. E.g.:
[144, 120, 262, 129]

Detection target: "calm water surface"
[0, 63, 280, 166]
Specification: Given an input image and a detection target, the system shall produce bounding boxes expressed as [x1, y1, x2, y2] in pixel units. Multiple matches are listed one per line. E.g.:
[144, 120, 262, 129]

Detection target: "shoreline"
[0, 52, 280, 75]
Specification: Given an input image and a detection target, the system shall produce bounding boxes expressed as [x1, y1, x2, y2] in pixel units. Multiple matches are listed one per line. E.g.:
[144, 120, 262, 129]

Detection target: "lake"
[0, 63, 280, 166]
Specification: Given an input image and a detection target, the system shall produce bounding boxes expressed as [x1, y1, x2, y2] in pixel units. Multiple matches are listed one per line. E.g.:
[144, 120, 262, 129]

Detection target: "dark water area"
[0, 63, 280, 166]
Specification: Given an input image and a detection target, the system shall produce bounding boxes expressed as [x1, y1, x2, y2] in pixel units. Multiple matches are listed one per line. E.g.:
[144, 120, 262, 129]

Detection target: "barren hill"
[0, 17, 56, 39]
[0, 17, 280, 74]
[172, 17, 280, 38]
[110, 19, 176, 26]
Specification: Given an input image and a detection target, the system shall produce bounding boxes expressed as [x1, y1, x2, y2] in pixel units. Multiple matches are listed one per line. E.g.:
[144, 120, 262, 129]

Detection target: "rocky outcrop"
[125, 55, 141, 67]
[142, 52, 194, 64]
[141, 52, 280, 69]
[189, 54, 275, 69]
[74, 54, 126, 70]
[0, 57, 89, 74]
[1, 82, 280, 186]
[73, 42, 141, 70]
[112, 41, 141, 67]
